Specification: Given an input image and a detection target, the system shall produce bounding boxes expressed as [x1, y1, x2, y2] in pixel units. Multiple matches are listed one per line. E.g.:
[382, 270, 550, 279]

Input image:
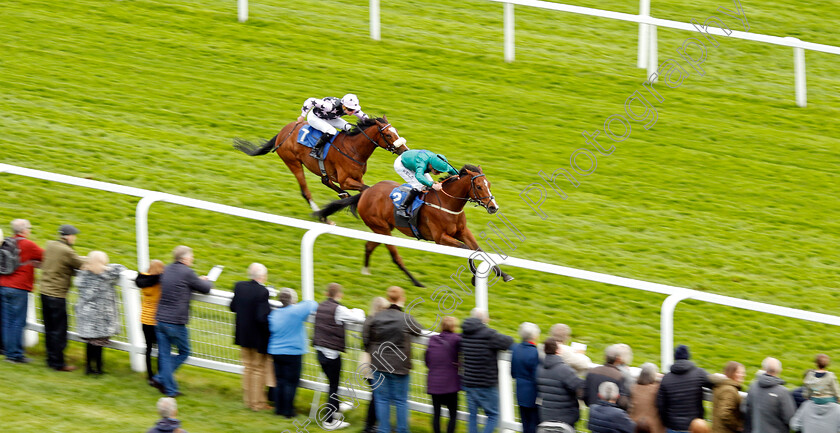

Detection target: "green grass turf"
[1, 0, 839, 430]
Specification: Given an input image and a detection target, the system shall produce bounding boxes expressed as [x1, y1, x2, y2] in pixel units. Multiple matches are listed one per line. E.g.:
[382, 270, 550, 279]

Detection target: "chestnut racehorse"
[234, 116, 408, 211]
[313, 164, 514, 287]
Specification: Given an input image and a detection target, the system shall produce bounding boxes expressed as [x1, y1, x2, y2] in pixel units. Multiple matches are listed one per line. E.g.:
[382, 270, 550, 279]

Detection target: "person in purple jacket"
[425, 316, 462, 433]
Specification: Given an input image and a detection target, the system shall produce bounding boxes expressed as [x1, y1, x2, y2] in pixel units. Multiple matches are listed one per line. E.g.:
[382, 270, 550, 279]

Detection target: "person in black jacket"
[461, 308, 514, 433]
[656, 345, 713, 432]
[154, 245, 212, 398]
[363, 286, 422, 433]
[537, 337, 585, 427]
[229, 263, 273, 411]
[313, 283, 364, 430]
[584, 344, 632, 410]
[589, 382, 636, 433]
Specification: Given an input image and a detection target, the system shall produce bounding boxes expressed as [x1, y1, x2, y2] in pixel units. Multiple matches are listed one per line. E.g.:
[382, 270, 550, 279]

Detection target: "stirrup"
[309, 147, 321, 159]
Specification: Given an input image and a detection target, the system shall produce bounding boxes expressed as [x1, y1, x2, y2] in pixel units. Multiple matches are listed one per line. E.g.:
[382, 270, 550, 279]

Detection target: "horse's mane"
[440, 164, 482, 181]
[345, 117, 383, 136]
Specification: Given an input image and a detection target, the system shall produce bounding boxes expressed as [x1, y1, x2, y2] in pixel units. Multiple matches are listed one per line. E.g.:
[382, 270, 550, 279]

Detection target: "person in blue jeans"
[460, 308, 514, 433]
[363, 286, 423, 433]
[153, 246, 212, 397]
[267, 288, 318, 418]
[0, 219, 43, 364]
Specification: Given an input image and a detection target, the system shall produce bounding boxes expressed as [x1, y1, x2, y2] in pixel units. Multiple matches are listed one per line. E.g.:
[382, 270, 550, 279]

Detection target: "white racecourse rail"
[235, 0, 840, 106]
[6, 162, 840, 430]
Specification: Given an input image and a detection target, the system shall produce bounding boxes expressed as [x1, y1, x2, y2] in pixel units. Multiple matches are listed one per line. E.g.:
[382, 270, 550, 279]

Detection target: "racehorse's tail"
[233, 134, 278, 156]
[313, 193, 362, 221]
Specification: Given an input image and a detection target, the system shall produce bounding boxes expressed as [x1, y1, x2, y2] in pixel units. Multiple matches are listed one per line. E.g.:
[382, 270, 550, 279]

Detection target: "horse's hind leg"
[384, 243, 424, 287]
[458, 229, 514, 283]
[279, 155, 319, 211]
[362, 241, 380, 275]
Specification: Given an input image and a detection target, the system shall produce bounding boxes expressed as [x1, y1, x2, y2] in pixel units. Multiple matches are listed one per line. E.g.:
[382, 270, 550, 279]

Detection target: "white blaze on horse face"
[484, 178, 498, 209]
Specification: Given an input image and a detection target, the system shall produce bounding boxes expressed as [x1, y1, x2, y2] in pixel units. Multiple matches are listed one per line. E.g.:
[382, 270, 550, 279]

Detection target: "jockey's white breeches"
[306, 110, 348, 136]
[394, 155, 432, 190]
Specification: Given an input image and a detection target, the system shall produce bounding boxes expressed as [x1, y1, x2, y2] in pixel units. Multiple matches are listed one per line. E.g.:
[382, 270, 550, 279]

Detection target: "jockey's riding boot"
[397, 188, 419, 219]
[309, 133, 333, 160]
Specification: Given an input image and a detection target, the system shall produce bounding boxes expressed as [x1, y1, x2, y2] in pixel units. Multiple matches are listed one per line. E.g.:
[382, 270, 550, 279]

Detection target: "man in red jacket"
[0, 219, 44, 364]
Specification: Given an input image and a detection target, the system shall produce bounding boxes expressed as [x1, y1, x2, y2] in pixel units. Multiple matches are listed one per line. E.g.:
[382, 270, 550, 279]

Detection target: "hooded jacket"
[537, 354, 584, 425]
[790, 400, 840, 433]
[460, 317, 514, 388]
[712, 377, 744, 433]
[743, 373, 796, 433]
[656, 359, 712, 431]
[146, 417, 187, 433]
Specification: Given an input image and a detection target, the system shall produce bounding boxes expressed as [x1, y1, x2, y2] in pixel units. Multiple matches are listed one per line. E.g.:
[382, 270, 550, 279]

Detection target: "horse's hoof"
[503, 274, 515, 282]
[413, 281, 425, 288]
[326, 219, 336, 226]
[361, 267, 371, 276]
[339, 193, 350, 199]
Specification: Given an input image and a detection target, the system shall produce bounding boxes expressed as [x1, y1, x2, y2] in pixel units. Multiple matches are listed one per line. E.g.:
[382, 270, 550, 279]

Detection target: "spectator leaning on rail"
[360, 296, 390, 433]
[790, 395, 840, 433]
[153, 245, 213, 397]
[268, 287, 317, 418]
[425, 316, 462, 433]
[147, 397, 188, 433]
[629, 363, 665, 433]
[584, 344, 632, 410]
[742, 357, 796, 433]
[75, 251, 126, 375]
[313, 282, 365, 429]
[711, 361, 745, 433]
[460, 307, 515, 433]
[656, 345, 713, 433]
[549, 323, 592, 376]
[363, 286, 423, 433]
[803, 354, 840, 403]
[40, 224, 84, 372]
[135, 259, 165, 388]
[511, 322, 541, 433]
[229, 263, 274, 412]
[0, 219, 43, 364]
[536, 337, 585, 428]
[589, 381, 636, 433]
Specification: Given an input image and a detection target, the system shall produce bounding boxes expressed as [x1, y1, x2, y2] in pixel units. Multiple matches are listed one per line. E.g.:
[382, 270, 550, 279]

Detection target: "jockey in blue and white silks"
[297, 94, 369, 160]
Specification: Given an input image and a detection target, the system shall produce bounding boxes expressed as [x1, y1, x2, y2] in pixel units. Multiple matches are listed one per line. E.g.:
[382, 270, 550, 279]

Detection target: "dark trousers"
[519, 406, 539, 433]
[41, 294, 68, 369]
[85, 343, 103, 373]
[273, 354, 303, 417]
[432, 392, 459, 433]
[366, 377, 378, 430]
[142, 324, 159, 380]
[317, 351, 342, 421]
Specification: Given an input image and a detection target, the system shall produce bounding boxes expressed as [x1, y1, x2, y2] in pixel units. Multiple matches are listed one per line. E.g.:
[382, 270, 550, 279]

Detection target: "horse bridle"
[356, 121, 401, 154]
[439, 174, 495, 209]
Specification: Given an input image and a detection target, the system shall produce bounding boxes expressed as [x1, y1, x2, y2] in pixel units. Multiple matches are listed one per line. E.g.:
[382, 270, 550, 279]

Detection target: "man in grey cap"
[40, 224, 84, 371]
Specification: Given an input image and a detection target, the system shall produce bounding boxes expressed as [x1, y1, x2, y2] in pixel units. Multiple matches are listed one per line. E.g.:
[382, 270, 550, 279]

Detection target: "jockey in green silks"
[393, 149, 459, 219]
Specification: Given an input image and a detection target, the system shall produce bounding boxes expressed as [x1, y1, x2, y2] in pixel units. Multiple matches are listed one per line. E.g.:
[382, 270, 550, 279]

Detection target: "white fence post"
[370, 0, 381, 41]
[504, 2, 515, 63]
[498, 356, 516, 433]
[788, 37, 807, 107]
[660, 293, 689, 372]
[646, 25, 658, 82]
[121, 270, 147, 372]
[474, 261, 490, 311]
[135, 195, 160, 272]
[301, 227, 333, 301]
[637, 0, 651, 68]
[238, 0, 248, 23]
[23, 292, 38, 347]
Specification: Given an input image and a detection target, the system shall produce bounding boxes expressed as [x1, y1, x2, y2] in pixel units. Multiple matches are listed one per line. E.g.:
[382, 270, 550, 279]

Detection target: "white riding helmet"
[341, 94, 361, 111]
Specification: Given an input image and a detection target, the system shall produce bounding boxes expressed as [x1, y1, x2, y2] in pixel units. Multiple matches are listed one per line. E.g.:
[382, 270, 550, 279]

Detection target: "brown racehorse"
[313, 164, 514, 287]
[233, 116, 408, 211]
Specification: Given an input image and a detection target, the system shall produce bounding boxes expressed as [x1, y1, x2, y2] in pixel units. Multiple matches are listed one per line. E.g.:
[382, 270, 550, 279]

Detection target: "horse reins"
[433, 174, 494, 211]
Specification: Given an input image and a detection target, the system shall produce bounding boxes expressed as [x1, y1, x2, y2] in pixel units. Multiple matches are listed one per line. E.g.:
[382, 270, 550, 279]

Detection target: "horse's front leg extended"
[458, 229, 514, 283]
[321, 176, 350, 198]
